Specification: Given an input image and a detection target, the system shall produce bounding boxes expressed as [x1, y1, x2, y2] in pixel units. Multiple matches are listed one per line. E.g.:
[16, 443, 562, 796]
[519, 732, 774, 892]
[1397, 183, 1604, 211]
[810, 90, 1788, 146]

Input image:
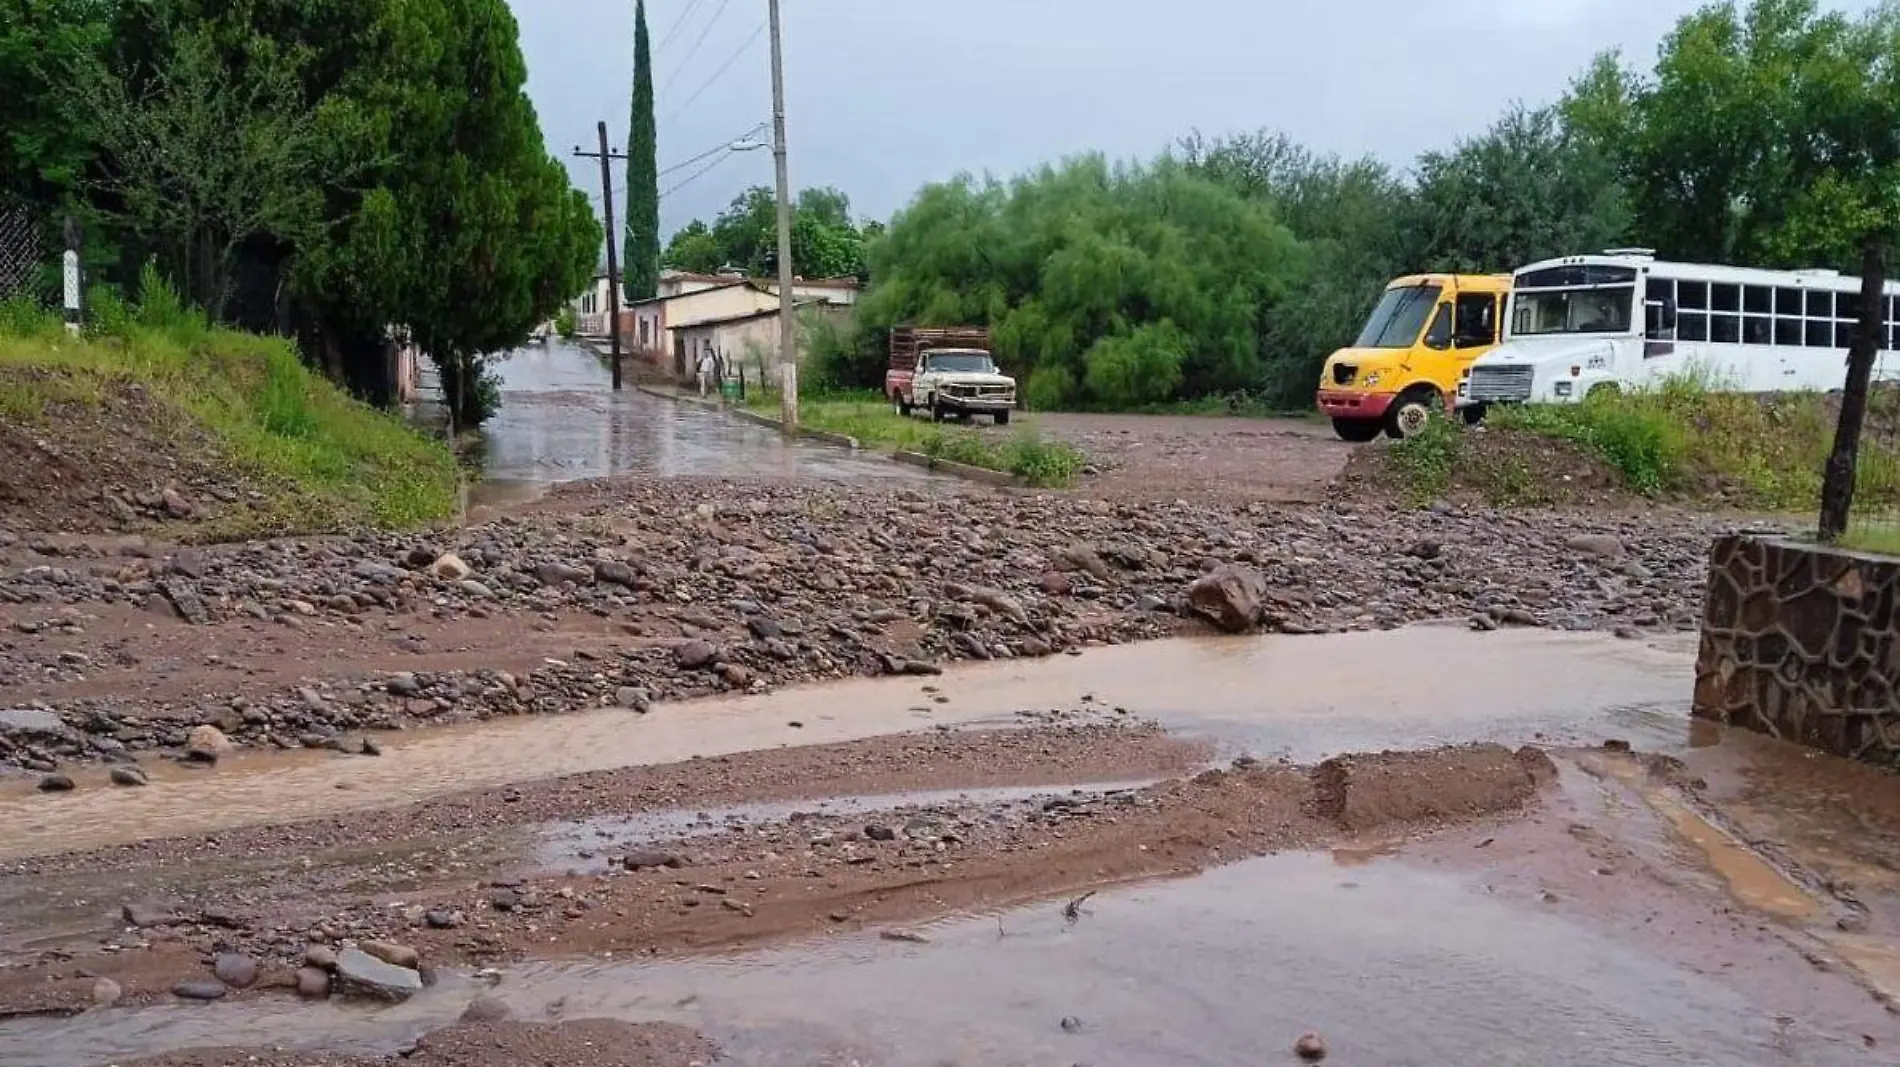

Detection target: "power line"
[655, 0, 706, 54]
[659, 121, 769, 178]
[660, 0, 734, 96]
[664, 20, 766, 124]
[661, 145, 756, 201]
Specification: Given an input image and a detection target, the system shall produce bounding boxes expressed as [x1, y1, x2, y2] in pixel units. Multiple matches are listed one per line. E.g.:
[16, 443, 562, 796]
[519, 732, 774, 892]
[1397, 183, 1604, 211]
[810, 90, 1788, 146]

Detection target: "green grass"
[0, 290, 458, 535]
[743, 385, 1087, 487]
[1487, 374, 1900, 512]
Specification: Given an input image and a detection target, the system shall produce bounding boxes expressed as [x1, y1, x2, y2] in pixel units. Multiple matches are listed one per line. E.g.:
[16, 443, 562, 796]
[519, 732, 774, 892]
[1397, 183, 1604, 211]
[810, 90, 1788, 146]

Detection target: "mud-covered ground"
[0, 476, 1729, 779]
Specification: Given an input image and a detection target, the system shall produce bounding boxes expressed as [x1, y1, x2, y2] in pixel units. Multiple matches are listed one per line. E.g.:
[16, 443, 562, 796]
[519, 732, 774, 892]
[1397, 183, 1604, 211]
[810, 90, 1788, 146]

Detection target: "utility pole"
[575, 124, 630, 391]
[768, 0, 797, 431]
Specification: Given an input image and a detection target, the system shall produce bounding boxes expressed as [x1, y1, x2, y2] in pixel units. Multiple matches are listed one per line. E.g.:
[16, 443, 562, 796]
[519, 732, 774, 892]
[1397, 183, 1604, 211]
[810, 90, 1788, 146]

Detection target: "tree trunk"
[1818, 237, 1888, 541]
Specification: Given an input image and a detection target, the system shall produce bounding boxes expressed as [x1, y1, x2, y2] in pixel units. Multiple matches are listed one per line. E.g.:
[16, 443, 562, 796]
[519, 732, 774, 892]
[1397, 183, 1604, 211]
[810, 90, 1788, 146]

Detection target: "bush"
[554, 306, 577, 338]
[1386, 416, 1461, 504]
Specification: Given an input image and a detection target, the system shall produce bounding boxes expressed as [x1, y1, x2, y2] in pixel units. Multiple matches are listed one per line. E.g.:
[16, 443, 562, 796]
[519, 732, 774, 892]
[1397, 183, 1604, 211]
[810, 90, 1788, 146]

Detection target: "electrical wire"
[660, 0, 734, 96]
[659, 121, 769, 178]
[661, 146, 756, 201]
[654, 0, 706, 55]
[663, 20, 766, 124]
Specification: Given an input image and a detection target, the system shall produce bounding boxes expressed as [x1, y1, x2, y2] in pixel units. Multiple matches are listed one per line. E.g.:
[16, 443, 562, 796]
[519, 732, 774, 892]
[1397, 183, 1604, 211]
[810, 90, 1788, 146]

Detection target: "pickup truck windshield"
[924, 353, 995, 374]
[1353, 285, 1443, 348]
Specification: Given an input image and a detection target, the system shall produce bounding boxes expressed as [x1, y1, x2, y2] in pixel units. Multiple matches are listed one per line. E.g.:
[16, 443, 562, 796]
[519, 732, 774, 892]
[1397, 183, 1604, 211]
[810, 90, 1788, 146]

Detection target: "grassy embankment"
[740, 385, 1087, 488]
[1386, 376, 1900, 540]
[0, 287, 458, 536]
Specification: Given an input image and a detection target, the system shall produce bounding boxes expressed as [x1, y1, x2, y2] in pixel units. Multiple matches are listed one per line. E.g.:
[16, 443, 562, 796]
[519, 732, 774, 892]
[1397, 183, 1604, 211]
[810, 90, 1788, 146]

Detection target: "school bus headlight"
[1362, 372, 1381, 388]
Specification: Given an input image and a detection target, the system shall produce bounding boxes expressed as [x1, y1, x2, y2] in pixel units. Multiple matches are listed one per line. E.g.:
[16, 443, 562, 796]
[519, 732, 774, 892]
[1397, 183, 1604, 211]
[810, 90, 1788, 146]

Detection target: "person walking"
[696, 348, 716, 397]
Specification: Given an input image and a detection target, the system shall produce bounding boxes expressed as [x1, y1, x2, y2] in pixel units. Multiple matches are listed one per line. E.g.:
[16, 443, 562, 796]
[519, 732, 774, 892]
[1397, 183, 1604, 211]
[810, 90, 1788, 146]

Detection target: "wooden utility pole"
[768, 0, 797, 430]
[575, 124, 631, 391]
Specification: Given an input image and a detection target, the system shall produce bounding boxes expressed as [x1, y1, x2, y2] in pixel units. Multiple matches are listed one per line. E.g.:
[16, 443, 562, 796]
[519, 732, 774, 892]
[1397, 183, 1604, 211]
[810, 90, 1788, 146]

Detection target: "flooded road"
[0, 627, 1694, 860]
[6, 850, 1886, 1067]
[463, 342, 932, 507]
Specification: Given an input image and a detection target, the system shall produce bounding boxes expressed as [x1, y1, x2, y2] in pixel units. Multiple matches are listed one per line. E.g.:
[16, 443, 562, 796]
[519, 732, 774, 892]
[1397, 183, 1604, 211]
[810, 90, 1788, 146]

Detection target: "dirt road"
[1021, 411, 1353, 503]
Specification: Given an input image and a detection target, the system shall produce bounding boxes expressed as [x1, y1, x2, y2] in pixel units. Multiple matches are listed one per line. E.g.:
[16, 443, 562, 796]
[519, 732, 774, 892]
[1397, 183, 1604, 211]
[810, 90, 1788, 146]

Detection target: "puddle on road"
[459, 342, 938, 500]
[5, 850, 1883, 1067]
[0, 627, 1695, 861]
[533, 780, 1156, 875]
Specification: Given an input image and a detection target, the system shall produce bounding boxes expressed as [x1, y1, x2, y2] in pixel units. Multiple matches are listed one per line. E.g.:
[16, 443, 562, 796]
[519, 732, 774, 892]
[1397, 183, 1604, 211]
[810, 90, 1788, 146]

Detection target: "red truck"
[884, 326, 1018, 424]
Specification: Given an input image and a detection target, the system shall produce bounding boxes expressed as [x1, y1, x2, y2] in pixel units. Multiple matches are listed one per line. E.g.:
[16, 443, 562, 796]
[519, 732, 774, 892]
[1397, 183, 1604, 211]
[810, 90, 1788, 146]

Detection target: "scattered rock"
[622, 850, 686, 871]
[212, 953, 260, 989]
[172, 980, 228, 1001]
[37, 773, 74, 792]
[1060, 1016, 1084, 1034]
[186, 724, 233, 759]
[295, 967, 331, 999]
[534, 561, 592, 587]
[123, 902, 179, 928]
[593, 560, 638, 587]
[333, 946, 423, 1002]
[161, 488, 194, 519]
[675, 640, 718, 670]
[1184, 565, 1267, 633]
[864, 823, 898, 842]
[360, 940, 420, 970]
[489, 888, 521, 912]
[425, 910, 465, 930]
[1294, 1032, 1328, 1061]
[1566, 533, 1627, 561]
[614, 686, 652, 712]
[430, 553, 472, 580]
[91, 977, 122, 1007]
[109, 766, 149, 787]
[460, 995, 514, 1024]
[305, 944, 339, 970]
[157, 579, 208, 625]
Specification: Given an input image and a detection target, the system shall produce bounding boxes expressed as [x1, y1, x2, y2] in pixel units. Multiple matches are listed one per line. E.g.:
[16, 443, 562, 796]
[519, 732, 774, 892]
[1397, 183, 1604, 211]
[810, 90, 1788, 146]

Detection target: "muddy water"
[535, 781, 1156, 874]
[0, 628, 1694, 860]
[462, 342, 933, 510]
[0, 628, 1693, 860]
[5, 851, 1882, 1067]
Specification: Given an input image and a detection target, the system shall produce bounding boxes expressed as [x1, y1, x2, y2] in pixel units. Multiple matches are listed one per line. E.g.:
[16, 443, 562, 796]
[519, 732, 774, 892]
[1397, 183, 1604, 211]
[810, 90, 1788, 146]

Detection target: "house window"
[640, 319, 650, 346]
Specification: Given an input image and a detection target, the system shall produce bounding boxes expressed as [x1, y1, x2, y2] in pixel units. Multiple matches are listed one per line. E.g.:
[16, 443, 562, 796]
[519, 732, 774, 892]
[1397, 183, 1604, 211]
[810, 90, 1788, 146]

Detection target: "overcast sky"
[509, 0, 1878, 238]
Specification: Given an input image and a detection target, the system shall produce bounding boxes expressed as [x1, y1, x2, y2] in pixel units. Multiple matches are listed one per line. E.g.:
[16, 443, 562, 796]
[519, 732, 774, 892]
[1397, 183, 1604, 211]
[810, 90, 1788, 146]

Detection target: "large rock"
[1051, 544, 1112, 580]
[157, 579, 208, 624]
[333, 946, 423, 1002]
[430, 553, 471, 581]
[186, 725, 233, 758]
[594, 560, 638, 588]
[675, 640, 718, 669]
[535, 561, 592, 587]
[1185, 565, 1268, 633]
[1565, 533, 1627, 561]
[213, 953, 260, 989]
[360, 939, 420, 970]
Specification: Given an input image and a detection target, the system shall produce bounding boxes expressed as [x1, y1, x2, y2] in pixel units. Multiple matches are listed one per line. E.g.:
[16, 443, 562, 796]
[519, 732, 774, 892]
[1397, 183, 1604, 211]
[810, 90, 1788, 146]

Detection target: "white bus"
[1460, 250, 1900, 406]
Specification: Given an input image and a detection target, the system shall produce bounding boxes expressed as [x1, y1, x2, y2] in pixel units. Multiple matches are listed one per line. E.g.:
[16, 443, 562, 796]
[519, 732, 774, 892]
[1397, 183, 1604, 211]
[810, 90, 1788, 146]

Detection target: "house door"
[674, 335, 687, 378]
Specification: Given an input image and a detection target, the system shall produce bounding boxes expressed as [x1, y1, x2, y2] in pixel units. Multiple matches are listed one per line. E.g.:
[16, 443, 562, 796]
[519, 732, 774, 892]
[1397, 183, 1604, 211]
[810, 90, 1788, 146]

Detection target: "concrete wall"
[1695, 534, 1900, 767]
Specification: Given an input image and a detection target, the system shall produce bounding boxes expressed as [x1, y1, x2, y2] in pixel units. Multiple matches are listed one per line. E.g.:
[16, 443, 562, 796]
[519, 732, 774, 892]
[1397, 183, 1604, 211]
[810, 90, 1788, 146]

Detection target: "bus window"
[1744, 316, 1771, 345]
[1422, 304, 1453, 350]
[1711, 314, 1741, 344]
[1453, 292, 1496, 347]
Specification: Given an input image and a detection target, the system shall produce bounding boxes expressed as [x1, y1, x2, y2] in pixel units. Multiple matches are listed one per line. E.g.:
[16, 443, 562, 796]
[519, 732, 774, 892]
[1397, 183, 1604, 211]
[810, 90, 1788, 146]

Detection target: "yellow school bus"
[1317, 273, 1511, 441]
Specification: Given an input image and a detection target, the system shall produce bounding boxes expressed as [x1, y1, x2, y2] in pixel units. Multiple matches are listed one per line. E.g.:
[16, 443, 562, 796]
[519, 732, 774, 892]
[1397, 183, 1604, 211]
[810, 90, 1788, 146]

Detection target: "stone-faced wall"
[1695, 535, 1900, 768]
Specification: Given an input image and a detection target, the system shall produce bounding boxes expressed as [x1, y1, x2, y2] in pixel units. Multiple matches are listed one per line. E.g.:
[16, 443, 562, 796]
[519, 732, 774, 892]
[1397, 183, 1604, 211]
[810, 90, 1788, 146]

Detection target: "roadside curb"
[636, 385, 865, 450]
[891, 450, 1025, 488]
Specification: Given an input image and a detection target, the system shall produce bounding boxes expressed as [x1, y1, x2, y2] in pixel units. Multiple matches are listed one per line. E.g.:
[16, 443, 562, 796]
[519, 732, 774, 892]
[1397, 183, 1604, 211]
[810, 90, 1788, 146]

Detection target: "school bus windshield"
[1353, 285, 1442, 348]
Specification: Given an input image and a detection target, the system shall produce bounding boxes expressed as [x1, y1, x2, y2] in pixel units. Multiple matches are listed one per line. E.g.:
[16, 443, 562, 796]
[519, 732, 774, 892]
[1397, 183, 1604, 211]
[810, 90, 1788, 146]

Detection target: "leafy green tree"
[0, 0, 111, 206]
[1180, 130, 1414, 406]
[1410, 103, 1631, 274]
[73, 16, 330, 320]
[663, 185, 865, 279]
[624, 0, 658, 300]
[662, 219, 723, 274]
[855, 156, 1304, 407]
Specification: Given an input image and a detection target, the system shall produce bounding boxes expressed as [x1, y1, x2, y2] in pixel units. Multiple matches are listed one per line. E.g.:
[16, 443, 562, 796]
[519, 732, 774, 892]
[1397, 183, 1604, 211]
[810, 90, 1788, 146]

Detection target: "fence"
[0, 201, 48, 306]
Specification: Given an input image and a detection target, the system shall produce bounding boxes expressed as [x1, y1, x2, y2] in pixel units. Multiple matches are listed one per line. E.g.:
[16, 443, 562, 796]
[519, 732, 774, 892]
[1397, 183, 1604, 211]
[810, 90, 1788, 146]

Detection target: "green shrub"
[0, 293, 60, 339]
[999, 432, 1087, 486]
[1387, 416, 1461, 504]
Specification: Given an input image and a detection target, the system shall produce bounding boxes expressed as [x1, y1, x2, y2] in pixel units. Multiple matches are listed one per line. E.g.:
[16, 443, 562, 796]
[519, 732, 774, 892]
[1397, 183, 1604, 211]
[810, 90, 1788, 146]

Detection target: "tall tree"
[1410, 104, 1630, 274]
[624, 0, 659, 301]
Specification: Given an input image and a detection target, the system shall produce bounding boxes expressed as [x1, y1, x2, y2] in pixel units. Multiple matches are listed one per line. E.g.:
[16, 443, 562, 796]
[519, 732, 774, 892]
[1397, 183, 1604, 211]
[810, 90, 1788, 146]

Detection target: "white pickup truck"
[896, 348, 1018, 425]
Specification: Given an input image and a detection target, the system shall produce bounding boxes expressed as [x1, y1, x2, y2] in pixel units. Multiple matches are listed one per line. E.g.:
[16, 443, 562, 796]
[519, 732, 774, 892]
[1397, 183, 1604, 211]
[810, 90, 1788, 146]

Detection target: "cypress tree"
[624, 0, 660, 302]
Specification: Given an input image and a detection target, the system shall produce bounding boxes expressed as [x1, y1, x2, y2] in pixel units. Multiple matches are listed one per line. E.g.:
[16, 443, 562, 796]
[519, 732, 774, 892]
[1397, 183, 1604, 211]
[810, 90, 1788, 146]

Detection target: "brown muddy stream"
[0, 627, 1696, 860]
[3, 850, 1888, 1067]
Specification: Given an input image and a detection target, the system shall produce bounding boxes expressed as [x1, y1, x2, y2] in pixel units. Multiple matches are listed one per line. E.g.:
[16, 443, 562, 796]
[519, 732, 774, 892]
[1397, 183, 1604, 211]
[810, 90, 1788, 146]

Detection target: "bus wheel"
[1332, 417, 1382, 443]
[1586, 382, 1622, 402]
[1384, 389, 1439, 439]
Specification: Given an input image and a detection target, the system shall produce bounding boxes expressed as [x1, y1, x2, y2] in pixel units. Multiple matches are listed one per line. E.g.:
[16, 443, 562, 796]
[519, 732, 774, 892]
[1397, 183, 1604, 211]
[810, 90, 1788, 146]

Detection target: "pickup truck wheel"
[894, 393, 912, 417]
[930, 398, 945, 423]
[994, 410, 1011, 426]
